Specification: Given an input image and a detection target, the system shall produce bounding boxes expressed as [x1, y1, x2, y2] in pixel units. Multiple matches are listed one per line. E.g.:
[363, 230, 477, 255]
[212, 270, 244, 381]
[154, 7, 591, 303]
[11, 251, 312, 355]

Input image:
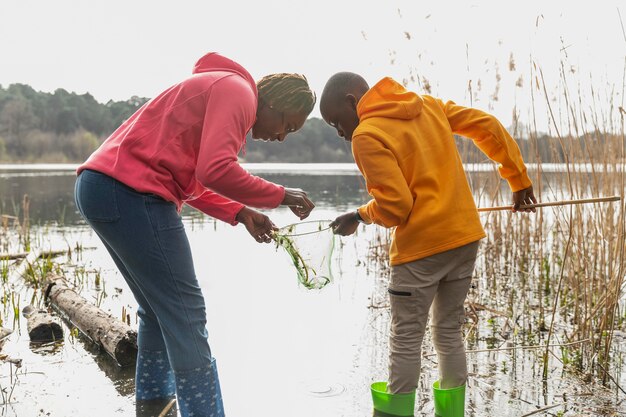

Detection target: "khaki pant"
[387, 241, 479, 394]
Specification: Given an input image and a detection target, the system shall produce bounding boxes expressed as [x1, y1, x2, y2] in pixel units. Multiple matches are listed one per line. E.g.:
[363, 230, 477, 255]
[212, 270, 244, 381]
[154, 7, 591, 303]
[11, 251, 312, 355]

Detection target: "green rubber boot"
[370, 381, 416, 417]
[432, 381, 465, 417]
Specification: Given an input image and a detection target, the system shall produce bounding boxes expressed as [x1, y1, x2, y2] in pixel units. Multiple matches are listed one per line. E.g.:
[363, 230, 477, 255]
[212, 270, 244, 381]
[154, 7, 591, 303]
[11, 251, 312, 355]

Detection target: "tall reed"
[367, 47, 626, 388]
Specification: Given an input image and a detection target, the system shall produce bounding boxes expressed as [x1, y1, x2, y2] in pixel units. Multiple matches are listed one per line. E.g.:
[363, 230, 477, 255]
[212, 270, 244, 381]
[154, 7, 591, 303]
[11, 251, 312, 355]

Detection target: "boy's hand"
[281, 188, 315, 220]
[330, 212, 359, 236]
[236, 207, 277, 243]
[512, 186, 537, 212]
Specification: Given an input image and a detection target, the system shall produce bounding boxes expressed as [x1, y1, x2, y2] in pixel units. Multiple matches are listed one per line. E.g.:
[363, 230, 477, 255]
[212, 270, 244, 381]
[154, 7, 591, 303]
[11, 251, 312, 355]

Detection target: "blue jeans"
[74, 169, 212, 371]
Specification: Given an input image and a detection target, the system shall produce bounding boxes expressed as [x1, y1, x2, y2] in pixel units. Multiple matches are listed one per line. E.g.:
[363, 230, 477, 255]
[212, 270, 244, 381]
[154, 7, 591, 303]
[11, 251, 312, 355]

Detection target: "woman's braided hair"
[257, 73, 316, 116]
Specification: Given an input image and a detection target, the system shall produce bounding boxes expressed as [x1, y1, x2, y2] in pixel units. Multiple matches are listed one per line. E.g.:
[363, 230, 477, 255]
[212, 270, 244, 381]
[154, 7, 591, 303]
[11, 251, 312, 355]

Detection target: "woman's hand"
[330, 211, 359, 236]
[281, 188, 315, 220]
[236, 207, 277, 243]
[512, 186, 537, 212]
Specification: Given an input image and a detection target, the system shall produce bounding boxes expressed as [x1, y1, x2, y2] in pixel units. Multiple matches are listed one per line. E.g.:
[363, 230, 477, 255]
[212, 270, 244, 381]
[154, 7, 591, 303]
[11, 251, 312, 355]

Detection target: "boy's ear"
[346, 94, 358, 111]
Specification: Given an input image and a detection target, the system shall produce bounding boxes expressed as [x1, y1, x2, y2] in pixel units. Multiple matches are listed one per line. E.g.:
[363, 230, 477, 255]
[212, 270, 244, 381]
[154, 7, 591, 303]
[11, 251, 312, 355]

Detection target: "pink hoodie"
[78, 52, 285, 225]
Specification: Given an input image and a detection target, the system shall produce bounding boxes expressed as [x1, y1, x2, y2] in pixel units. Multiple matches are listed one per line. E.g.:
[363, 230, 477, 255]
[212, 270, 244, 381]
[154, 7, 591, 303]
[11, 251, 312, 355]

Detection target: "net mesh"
[273, 220, 335, 290]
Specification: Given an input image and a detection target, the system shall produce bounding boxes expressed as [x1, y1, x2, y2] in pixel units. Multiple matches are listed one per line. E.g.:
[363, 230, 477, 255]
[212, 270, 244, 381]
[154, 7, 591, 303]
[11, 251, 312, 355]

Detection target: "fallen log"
[22, 305, 63, 343]
[0, 326, 12, 350]
[1, 214, 19, 229]
[0, 252, 28, 261]
[44, 274, 137, 366]
[0, 354, 22, 367]
[0, 250, 67, 261]
[11, 250, 40, 281]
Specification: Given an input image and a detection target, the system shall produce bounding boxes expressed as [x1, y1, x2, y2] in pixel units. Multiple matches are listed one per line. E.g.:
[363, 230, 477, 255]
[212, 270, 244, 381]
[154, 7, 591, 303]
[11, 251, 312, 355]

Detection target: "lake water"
[0, 164, 624, 417]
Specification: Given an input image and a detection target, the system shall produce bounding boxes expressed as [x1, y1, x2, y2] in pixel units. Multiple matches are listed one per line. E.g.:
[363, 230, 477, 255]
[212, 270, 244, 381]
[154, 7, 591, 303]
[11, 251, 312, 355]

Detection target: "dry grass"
[367, 48, 626, 391]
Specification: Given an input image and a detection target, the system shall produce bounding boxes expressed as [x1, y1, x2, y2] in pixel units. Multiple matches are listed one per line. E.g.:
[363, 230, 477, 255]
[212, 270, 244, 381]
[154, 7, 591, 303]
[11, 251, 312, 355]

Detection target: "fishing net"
[273, 220, 335, 290]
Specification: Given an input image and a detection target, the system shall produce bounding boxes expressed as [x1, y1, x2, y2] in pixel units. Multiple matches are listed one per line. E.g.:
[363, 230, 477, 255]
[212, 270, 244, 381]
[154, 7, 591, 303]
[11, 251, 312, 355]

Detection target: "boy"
[321, 72, 535, 417]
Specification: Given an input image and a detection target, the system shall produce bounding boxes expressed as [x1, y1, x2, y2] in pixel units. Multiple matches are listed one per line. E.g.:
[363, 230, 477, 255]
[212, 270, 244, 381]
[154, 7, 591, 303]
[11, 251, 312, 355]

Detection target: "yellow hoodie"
[354, 77, 532, 265]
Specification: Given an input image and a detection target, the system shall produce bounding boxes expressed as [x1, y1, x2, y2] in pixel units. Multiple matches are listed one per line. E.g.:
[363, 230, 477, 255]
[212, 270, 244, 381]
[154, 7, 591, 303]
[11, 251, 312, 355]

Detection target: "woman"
[74, 52, 316, 417]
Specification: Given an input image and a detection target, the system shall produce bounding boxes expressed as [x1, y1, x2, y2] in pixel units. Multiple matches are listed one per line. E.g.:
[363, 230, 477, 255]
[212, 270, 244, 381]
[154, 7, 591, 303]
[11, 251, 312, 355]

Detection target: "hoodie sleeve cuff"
[506, 172, 533, 192]
[185, 191, 245, 226]
[270, 185, 286, 209]
[357, 206, 373, 224]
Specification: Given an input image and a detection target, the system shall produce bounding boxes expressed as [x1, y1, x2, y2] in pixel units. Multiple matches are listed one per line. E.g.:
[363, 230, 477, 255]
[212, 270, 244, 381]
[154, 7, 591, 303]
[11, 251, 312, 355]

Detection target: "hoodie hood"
[192, 52, 257, 93]
[357, 77, 423, 121]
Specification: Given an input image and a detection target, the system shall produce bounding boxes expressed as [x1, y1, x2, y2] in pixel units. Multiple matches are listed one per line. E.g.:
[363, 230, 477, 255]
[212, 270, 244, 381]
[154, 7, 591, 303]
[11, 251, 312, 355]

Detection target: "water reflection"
[0, 167, 369, 225]
[1, 165, 624, 417]
[0, 164, 580, 226]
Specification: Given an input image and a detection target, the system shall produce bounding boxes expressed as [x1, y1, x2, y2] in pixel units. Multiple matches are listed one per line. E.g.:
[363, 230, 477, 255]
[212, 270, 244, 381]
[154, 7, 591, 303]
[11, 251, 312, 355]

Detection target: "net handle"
[477, 195, 621, 212]
[277, 219, 334, 237]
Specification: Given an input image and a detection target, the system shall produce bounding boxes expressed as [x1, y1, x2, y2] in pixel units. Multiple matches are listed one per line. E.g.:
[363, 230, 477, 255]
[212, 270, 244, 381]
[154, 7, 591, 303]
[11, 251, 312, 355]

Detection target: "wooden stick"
[596, 360, 626, 395]
[477, 195, 621, 212]
[158, 399, 177, 417]
[423, 338, 590, 358]
[520, 402, 565, 417]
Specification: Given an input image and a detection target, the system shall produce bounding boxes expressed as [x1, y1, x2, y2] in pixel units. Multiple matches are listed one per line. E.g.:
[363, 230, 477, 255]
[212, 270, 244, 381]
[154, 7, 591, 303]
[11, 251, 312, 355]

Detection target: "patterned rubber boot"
[135, 349, 176, 416]
[174, 357, 224, 417]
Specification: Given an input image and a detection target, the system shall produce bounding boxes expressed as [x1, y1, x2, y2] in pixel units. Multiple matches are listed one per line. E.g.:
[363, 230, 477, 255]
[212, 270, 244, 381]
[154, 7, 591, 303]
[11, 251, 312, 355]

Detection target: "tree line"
[0, 83, 620, 164]
[0, 83, 148, 162]
[0, 83, 354, 163]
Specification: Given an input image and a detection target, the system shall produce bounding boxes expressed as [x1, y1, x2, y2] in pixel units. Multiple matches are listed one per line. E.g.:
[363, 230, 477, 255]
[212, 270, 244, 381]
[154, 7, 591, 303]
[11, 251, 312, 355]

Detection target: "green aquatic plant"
[273, 232, 328, 290]
[272, 221, 334, 290]
[0, 258, 8, 284]
[69, 327, 79, 343]
[10, 292, 19, 327]
[94, 269, 101, 289]
[23, 256, 56, 288]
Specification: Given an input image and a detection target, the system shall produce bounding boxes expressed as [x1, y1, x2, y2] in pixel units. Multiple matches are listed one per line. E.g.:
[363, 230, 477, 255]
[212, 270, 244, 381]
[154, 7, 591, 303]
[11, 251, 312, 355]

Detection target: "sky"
[1, 0, 625, 132]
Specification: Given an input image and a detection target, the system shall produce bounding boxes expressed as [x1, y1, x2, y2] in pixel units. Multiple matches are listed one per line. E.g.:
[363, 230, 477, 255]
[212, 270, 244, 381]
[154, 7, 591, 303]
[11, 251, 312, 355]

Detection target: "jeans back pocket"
[75, 170, 121, 223]
[145, 194, 183, 232]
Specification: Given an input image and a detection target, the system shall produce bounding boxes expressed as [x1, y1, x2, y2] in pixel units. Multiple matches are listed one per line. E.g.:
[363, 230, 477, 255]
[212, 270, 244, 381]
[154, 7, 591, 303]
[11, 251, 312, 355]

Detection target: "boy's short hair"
[321, 72, 369, 107]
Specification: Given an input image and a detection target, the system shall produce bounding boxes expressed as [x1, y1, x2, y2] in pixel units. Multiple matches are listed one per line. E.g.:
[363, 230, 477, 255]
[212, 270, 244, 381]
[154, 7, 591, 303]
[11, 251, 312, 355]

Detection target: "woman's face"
[251, 102, 308, 142]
